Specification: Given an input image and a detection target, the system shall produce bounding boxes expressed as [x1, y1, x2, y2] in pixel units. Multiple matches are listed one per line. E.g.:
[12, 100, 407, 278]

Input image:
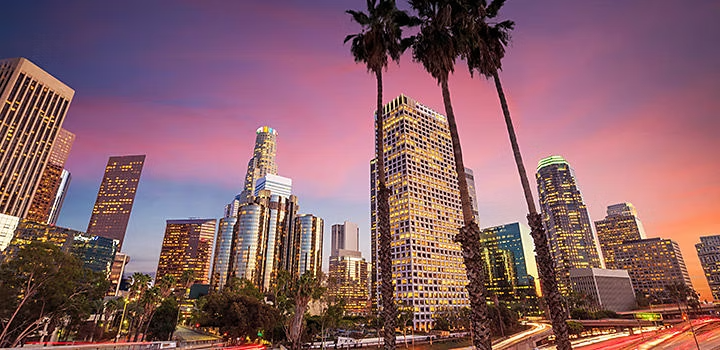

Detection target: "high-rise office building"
[229, 190, 299, 292]
[108, 252, 130, 296]
[371, 94, 469, 330]
[47, 169, 71, 225]
[329, 221, 368, 315]
[240, 126, 278, 203]
[86, 155, 145, 250]
[595, 203, 646, 269]
[331, 221, 359, 256]
[614, 238, 692, 298]
[464, 167, 480, 224]
[296, 214, 323, 278]
[480, 222, 538, 302]
[156, 219, 216, 289]
[211, 214, 237, 291]
[536, 155, 602, 295]
[696, 235, 720, 300]
[27, 128, 75, 223]
[0, 213, 20, 251]
[0, 57, 75, 218]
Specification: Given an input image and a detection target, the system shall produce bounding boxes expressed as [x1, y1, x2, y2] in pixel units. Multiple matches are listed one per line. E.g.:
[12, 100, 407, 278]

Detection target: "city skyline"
[0, 1, 717, 299]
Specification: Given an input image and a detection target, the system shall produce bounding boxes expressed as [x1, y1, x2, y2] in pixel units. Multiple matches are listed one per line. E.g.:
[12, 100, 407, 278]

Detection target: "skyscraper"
[211, 198, 241, 291]
[0, 57, 75, 218]
[229, 190, 299, 292]
[240, 126, 278, 203]
[465, 167, 480, 224]
[156, 219, 217, 289]
[329, 251, 370, 316]
[296, 214, 323, 278]
[47, 169, 71, 225]
[331, 221, 359, 256]
[480, 222, 539, 301]
[614, 238, 692, 298]
[536, 155, 602, 295]
[27, 128, 75, 223]
[595, 203, 646, 269]
[696, 235, 720, 300]
[254, 174, 292, 199]
[86, 155, 145, 250]
[371, 94, 469, 330]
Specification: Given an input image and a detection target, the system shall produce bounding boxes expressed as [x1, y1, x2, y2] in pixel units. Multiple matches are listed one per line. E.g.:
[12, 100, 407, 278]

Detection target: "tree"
[0, 241, 108, 347]
[344, 2, 416, 349]
[457, 0, 570, 348]
[275, 271, 325, 350]
[408, 0, 490, 348]
[146, 297, 179, 341]
[396, 302, 414, 348]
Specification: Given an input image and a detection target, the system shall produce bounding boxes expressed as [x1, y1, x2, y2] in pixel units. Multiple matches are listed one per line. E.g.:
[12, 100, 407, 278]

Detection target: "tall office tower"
[0, 213, 20, 251]
[329, 221, 368, 315]
[696, 235, 720, 300]
[86, 155, 145, 250]
[595, 203, 646, 269]
[536, 155, 602, 295]
[156, 219, 217, 289]
[210, 197, 242, 291]
[230, 190, 299, 291]
[329, 251, 370, 316]
[0, 57, 75, 218]
[240, 126, 278, 202]
[331, 221, 359, 256]
[296, 214, 323, 277]
[464, 167, 480, 224]
[47, 169, 71, 225]
[614, 238, 692, 298]
[27, 128, 75, 223]
[254, 174, 292, 198]
[370, 95, 469, 331]
[480, 223, 539, 302]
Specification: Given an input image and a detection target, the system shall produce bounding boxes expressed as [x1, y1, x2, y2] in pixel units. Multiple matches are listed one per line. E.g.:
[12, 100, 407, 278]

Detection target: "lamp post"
[115, 299, 129, 343]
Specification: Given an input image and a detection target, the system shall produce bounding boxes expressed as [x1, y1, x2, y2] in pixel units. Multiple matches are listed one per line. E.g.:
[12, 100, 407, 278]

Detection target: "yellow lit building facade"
[27, 128, 75, 224]
[0, 57, 74, 218]
[536, 155, 602, 295]
[595, 203, 646, 269]
[156, 218, 216, 289]
[240, 126, 278, 203]
[329, 251, 370, 316]
[614, 237, 692, 299]
[371, 94, 469, 331]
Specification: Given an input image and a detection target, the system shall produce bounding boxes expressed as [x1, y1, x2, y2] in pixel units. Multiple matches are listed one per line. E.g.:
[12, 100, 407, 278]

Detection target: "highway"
[576, 318, 720, 350]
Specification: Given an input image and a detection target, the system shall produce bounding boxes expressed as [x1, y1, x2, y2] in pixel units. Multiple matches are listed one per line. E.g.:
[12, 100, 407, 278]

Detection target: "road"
[576, 318, 720, 350]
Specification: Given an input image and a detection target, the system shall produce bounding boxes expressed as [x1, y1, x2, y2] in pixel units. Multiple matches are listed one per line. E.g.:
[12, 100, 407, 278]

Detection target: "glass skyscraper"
[536, 155, 602, 295]
[27, 128, 75, 224]
[240, 126, 278, 203]
[296, 214, 323, 278]
[371, 94, 469, 330]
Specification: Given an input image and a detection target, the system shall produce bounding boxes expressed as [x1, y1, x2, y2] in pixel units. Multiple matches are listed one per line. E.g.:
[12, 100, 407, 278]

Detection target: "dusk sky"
[2, 1, 718, 299]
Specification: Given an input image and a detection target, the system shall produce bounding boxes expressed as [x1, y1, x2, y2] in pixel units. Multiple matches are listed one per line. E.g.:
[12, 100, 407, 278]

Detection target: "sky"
[1, 1, 718, 299]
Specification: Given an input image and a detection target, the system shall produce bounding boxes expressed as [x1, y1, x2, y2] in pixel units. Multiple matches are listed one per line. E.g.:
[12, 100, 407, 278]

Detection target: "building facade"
[464, 167, 480, 224]
[108, 252, 130, 296]
[329, 251, 370, 316]
[26, 128, 75, 223]
[371, 94, 469, 330]
[240, 126, 278, 203]
[595, 203, 646, 269]
[569, 268, 636, 312]
[614, 238, 692, 298]
[156, 219, 216, 289]
[0, 213, 20, 251]
[296, 214, 323, 278]
[47, 169, 71, 225]
[696, 235, 720, 300]
[86, 155, 145, 250]
[211, 215, 237, 291]
[0, 57, 75, 218]
[254, 174, 292, 198]
[331, 221, 359, 256]
[536, 155, 602, 295]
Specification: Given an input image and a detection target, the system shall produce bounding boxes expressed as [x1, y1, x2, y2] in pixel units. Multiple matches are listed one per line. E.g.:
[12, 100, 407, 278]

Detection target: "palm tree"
[458, 0, 570, 348]
[345, 2, 416, 349]
[408, 1, 491, 348]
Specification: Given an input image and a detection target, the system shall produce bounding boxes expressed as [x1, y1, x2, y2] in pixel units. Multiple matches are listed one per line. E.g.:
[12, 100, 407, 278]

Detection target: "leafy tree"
[146, 297, 179, 341]
[566, 320, 584, 336]
[344, 2, 417, 349]
[275, 271, 325, 350]
[0, 241, 108, 347]
[408, 0, 491, 347]
[456, 0, 569, 347]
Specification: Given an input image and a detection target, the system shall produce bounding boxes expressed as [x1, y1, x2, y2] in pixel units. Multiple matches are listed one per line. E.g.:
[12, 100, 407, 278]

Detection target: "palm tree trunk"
[439, 77, 491, 350]
[375, 69, 396, 350]
[492, 71, 571, 350]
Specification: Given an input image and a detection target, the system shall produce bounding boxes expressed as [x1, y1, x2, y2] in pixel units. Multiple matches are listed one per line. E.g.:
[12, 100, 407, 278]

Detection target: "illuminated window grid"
[156, 219, 216, 290]
[696, 235, 720, 300]
[371, 95, 469, 331]
[615, 238, 692, 298]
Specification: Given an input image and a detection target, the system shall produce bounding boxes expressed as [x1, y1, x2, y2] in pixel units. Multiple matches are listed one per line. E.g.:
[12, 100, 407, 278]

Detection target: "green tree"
[146, 297, 179, 341]
[408, 0, 490, 347]
[0, 241, 108, 347]
[344, 2, 416, 349]
[457, 0, 570, 347]
[396, 302, 414, 348]
[275, 271, 325, 350]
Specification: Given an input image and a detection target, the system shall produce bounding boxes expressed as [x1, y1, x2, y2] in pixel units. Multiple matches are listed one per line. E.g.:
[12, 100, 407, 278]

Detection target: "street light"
[115, 299, 129, 343]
